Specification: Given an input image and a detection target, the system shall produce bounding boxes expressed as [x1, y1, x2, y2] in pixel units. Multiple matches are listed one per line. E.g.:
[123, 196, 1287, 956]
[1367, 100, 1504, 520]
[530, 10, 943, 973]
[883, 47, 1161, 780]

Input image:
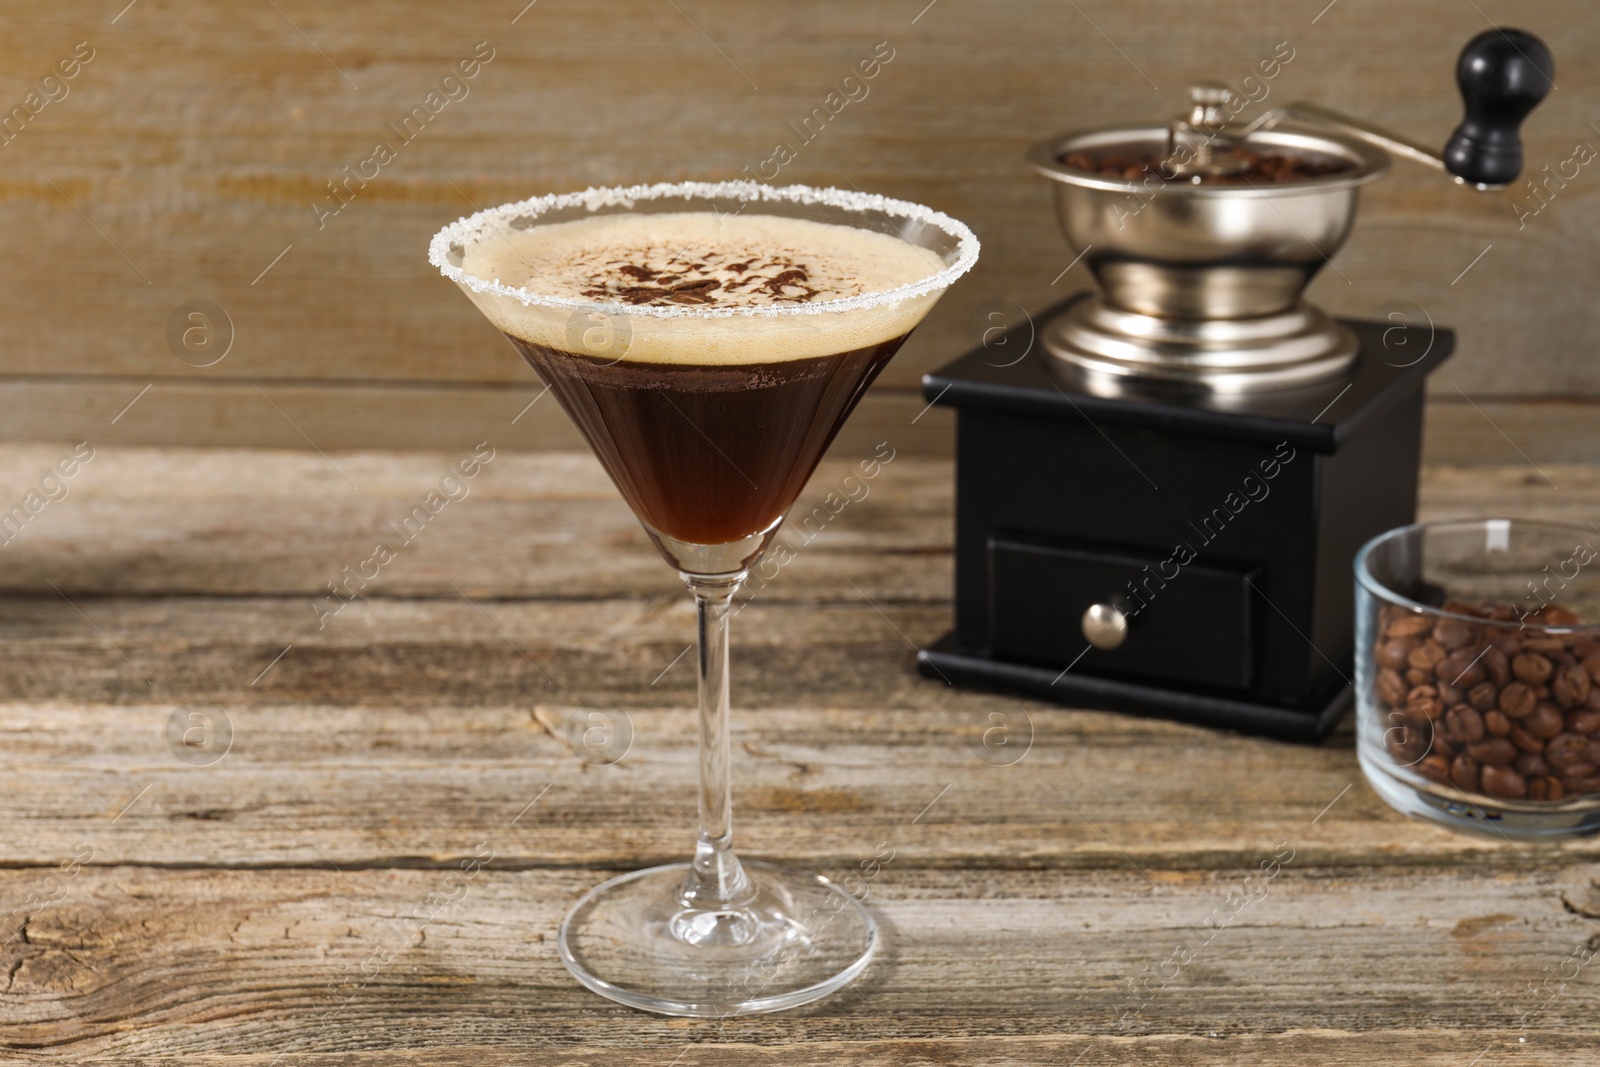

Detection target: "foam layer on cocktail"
[452, 211, 947, 365]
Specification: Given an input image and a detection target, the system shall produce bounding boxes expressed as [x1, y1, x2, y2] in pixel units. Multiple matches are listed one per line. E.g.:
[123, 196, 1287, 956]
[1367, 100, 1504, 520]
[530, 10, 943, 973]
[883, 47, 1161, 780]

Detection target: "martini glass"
[429, 181, 978, 1016]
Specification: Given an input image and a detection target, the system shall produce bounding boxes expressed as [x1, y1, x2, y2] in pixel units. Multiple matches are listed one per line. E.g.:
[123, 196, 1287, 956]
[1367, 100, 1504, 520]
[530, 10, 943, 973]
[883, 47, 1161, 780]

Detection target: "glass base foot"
[557, 860, 877, 1017]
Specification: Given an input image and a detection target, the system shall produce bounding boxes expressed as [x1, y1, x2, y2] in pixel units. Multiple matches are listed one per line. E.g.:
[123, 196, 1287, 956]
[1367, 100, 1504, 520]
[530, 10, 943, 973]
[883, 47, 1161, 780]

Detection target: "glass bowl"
[1356, 519, 1600, 839]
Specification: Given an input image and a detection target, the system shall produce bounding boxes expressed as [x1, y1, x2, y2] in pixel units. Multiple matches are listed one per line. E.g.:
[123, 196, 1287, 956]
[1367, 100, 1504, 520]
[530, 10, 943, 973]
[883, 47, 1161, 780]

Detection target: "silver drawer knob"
[1081, 603, 1128, 650]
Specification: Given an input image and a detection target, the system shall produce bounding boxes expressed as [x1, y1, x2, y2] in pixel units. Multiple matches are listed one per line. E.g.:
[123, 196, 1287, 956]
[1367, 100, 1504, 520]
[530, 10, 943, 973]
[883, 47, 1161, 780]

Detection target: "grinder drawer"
[988, 533, 1259, 690]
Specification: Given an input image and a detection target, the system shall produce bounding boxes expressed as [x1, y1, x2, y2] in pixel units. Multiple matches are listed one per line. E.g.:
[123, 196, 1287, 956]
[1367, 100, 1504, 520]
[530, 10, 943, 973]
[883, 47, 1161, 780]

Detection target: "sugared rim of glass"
[1355, 518, 1600, 634]
[427, 180, 980, 321]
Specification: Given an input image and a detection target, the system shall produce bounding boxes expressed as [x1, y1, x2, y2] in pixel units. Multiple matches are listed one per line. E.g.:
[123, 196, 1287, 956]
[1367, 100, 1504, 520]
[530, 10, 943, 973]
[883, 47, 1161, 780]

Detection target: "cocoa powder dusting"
[579, 251, 822, 308]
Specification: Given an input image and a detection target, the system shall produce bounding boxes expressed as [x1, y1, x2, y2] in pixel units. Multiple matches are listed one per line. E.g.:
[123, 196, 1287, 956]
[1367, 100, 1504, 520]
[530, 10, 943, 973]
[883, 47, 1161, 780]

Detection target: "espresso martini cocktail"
[430, 182, 978, 1017]
[453, 203, 953, 552]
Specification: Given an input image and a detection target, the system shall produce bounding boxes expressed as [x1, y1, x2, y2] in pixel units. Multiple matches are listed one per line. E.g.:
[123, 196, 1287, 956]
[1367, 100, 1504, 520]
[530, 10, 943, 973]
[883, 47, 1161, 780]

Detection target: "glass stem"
[680, 572, 756, 911]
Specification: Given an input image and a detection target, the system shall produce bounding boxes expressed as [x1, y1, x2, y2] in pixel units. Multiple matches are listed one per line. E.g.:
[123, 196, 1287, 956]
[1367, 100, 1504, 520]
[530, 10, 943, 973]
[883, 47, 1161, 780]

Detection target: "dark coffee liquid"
[506, 333, 908, 545]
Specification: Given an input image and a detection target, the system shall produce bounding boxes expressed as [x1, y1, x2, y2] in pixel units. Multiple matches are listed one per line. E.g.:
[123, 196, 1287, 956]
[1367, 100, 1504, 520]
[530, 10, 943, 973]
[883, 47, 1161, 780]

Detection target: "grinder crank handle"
[1236, 27, 1553, 190]
[1442, 28, 1554, 189]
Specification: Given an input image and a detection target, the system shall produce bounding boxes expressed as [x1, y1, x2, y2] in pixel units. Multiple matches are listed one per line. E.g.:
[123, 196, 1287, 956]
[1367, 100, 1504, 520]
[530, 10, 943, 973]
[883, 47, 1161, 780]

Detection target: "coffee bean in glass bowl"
[1356, 520, 1600, 839]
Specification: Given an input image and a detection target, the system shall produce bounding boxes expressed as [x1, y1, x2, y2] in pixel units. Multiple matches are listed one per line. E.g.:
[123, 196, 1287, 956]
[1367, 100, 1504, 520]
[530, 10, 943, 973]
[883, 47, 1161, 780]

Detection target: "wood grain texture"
[0, 445, 949, 599]
[0, 0, 1596, 455]
[22, 1038, 1600, 1067]
[0, 446, 1592, 601]
[6, 699, 1599, 874]
[0, 383, 1594, 466]
[2, 866, 1597, 1059]
[1, 445, 1599, 1061]
[1422, 399, 1600, 468]
[0, 378, 951, 456]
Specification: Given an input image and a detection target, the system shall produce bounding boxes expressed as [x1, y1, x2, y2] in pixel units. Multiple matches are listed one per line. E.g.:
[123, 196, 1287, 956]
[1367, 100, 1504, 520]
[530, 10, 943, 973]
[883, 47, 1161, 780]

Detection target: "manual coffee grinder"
[919, 29, 1553, 740]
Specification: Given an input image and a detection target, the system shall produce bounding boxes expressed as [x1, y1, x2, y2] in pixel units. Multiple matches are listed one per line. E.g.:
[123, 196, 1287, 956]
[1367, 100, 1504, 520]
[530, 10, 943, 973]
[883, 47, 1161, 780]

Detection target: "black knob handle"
[1442, 28, 1554, 188]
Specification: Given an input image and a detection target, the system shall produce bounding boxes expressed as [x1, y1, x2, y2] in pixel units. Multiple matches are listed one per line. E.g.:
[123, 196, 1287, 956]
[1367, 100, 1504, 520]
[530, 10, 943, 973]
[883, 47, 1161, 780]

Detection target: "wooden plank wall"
[0, 0, 1594, 462]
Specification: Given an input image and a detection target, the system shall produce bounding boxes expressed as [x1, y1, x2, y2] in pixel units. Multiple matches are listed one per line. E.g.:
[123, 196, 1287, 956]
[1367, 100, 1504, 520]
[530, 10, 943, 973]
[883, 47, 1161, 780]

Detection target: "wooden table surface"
[0, 443, 1595, 1064]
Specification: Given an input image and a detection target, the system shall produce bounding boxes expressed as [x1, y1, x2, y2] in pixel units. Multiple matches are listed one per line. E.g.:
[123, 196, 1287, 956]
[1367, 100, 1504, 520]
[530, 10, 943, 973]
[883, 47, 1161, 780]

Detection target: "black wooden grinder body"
[918, 297, 1453, 741]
